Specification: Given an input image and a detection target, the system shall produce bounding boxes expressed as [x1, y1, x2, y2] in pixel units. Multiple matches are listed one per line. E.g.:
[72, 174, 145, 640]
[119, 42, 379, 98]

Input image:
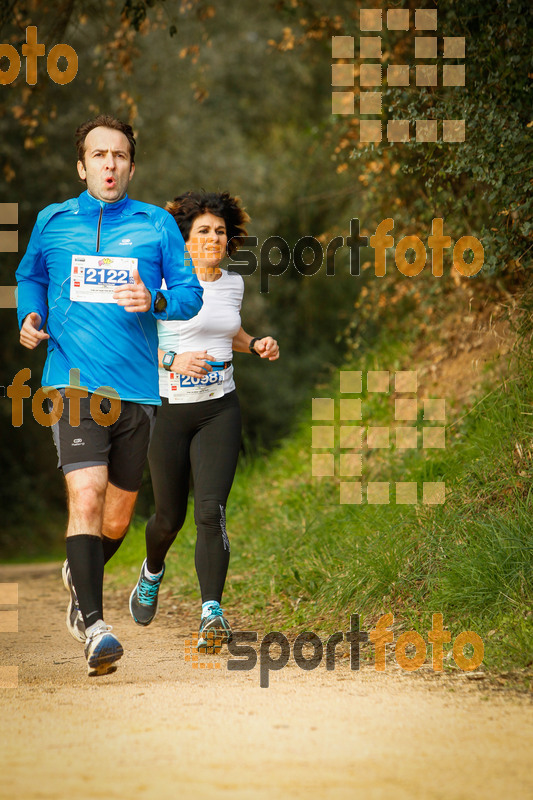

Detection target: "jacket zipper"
[96, 205, 103, 253]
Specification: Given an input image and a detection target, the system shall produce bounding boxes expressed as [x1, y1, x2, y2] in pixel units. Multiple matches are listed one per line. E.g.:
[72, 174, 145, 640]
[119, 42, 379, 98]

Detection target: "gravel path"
[1, 563, 532, 800]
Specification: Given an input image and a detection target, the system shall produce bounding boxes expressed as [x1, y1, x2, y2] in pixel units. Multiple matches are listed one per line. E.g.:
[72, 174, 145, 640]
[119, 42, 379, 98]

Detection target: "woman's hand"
[253, 337, 279, 360]
[168, 350, 216, 377]
[231, 327, 279, 360]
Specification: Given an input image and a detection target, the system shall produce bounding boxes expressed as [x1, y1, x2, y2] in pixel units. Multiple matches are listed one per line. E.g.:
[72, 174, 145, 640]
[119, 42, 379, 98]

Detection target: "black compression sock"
[66, 534, 105, 629]
[102, 534, 125, 564]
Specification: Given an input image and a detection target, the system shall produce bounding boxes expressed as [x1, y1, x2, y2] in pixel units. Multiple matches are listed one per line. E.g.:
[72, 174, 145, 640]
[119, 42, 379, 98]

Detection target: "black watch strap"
[249, 337, 261, 356]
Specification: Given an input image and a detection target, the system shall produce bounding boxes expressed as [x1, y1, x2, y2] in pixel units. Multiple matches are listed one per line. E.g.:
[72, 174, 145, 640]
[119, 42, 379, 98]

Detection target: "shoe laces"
[202, 601, 224, 619]
[88, 623, 112, 641]
[137, 572, 161, 604]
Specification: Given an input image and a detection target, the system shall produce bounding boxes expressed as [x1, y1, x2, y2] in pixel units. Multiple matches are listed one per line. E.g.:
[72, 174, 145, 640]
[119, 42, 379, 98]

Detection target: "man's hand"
[253, 337, 279, 360]
[20, 312, 50, 350]
[113, 268, 151, 313]
[170, 351, 216, 377]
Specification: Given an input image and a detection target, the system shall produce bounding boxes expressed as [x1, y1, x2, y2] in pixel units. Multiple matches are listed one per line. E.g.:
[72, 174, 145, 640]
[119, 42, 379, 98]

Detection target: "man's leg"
[101, 400, 156, 565]
[101, 483, 138, 563]
[64, 465, 124, 675]
[49, 390, 112, 647]
[65, 478, 139, 623]
[64, 465, 107, 630]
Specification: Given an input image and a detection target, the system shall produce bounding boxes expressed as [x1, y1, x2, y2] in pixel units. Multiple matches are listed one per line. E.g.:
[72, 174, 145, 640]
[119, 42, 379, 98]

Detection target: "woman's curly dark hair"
[166, 191, 250, 257]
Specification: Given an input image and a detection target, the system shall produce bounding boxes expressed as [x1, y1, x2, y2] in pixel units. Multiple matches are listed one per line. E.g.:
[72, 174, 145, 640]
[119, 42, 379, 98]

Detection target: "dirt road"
[0, 563, 531, 800]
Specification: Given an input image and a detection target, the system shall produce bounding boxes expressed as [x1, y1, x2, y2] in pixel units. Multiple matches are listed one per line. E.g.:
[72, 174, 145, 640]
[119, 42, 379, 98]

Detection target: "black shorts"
[49, 391, 157, 492]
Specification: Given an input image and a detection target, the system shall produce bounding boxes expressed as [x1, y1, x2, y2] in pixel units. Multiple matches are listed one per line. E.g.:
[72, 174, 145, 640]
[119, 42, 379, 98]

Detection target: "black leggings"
[145, 390, 241, 603]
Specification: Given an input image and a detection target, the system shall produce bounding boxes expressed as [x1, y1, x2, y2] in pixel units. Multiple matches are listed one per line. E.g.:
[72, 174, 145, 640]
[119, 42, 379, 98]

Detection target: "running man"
[16, 115, 203, 676]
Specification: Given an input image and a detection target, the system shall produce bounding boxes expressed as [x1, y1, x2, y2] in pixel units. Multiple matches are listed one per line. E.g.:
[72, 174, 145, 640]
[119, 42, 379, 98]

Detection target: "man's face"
[77, 126, 135, 203]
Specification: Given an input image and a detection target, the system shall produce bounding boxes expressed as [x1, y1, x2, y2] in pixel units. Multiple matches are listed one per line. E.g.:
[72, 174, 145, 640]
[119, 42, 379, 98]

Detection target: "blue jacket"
[16, 191, 203, 404]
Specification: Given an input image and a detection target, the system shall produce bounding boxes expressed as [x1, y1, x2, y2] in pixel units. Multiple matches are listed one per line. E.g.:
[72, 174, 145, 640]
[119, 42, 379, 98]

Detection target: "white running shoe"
[84, 622, 123, 677]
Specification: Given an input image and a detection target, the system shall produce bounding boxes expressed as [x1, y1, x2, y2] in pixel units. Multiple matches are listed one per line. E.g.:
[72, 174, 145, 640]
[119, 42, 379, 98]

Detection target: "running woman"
[16, 116, 203, 676]
[129, 191, 279, 650]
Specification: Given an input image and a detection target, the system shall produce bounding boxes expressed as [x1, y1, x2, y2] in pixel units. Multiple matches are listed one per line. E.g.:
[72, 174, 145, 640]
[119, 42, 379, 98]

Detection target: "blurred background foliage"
[0, 0, 530, 555]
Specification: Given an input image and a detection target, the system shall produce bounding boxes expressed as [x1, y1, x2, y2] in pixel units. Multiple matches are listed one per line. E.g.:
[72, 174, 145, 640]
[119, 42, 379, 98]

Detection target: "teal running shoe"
[129, 559, 165, 626]
[197, 601, 232, 653]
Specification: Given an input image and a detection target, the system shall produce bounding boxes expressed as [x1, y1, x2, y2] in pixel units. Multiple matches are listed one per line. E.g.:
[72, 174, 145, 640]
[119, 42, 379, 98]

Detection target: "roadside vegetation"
[113, 281, 533, 675]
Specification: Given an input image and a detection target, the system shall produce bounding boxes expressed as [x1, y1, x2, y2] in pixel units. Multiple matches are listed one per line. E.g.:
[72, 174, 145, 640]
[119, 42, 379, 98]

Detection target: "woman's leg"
[189, 391, 242, 603]
[145, 398, 193, 573]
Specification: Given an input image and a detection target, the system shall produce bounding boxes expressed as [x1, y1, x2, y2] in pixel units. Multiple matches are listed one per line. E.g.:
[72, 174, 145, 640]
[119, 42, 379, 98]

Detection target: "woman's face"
[187, 212, 228, 272]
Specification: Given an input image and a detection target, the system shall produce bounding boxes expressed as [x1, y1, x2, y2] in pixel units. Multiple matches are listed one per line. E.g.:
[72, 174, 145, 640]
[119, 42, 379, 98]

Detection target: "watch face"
[163, 352, 174, 368]
[155, 292, 167, 312]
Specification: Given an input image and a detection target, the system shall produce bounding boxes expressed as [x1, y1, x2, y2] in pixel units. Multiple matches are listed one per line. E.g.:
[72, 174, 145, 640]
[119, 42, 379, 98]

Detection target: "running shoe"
[84, 622, 123, 677]
[129, 559, 165, 626]
[61, 559, 86, 643]
[197, 602, 232, 653]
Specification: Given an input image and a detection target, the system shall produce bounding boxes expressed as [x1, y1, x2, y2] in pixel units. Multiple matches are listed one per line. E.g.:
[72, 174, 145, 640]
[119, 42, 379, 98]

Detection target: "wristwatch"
[249, 337, 261, 356]
[154, 291, 167, 314]
[162, 351, 176, 371]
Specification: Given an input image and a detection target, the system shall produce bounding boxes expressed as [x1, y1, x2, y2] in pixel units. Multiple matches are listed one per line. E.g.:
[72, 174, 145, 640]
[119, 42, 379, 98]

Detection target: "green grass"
[111, 328, 533, 674]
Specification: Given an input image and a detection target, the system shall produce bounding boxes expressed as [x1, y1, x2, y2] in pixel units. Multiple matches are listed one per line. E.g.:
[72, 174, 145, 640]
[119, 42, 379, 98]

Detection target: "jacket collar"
[77, 190, 130, 216]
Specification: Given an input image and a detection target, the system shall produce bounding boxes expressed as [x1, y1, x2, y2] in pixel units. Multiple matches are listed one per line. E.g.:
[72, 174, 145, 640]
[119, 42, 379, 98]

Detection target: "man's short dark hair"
[75, 115, 136, 166]
[166, 191, 250, 256]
